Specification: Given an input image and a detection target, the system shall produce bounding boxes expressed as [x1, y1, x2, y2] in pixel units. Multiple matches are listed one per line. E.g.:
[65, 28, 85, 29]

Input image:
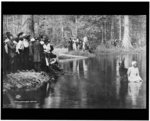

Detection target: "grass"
[54, 47, 95, 58]
[95, 45, 146, 55]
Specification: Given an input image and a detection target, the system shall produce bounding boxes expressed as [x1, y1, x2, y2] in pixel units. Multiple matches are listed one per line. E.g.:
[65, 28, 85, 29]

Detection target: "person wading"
[127, 61, 143, 82]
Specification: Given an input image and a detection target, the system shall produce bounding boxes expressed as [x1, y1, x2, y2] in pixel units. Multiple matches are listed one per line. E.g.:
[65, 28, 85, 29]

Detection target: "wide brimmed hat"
[132, 61, 137, 66]
[6, 32, 13, 38]
[22, 33, 26, 37]
[31, 38, 35, 42]
[23, 34, 30, 38]
[17, 32, 24, 38]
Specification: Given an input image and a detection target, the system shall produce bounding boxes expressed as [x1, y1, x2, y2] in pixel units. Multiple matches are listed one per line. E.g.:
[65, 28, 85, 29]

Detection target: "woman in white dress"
[82, 36, 88, 51]
[127, 61, 143, 82]
[43, 39, 51, 66]
[73, 38, 77, 50]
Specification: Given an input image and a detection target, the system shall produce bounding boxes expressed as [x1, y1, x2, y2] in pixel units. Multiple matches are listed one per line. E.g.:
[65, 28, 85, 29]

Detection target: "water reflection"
[3, 53, 146, 108]
[53, 53, 146, 108]
[127, 81, 143, 106]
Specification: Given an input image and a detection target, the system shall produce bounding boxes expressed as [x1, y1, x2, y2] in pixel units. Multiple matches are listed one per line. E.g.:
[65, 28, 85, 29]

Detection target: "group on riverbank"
[3, 32, 61, 75]
[67, 36, 91, 52]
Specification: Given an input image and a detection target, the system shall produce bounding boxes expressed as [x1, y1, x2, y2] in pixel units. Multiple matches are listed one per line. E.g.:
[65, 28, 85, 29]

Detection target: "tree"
[122, 15, 133, 49]
[3, 15, 146, 49]
[119, 15, 122, 40]
[110, 16, 114, 40]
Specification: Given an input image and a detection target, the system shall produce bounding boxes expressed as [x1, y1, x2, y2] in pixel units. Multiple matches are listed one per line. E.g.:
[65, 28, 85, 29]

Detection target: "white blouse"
[16, 40, 24, 53]
[43, 43, 51, 53]
[23, 39, 29, 48]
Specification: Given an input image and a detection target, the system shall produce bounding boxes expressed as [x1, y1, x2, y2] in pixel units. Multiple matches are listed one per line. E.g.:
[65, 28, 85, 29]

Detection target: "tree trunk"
[105, 21, 106, 41]
[110, 16, 113, 40]
[119, 15, 122, 40]
[21, 15, 34, 36]
[75, 15, 78, 38]
[31, 15, 35, 36]
[61, 16, 64, 41]
[12, 16, 14, 34]
[6, 15, 8, 32]
[61, 26, 64, 41]
[101, 23, 104, 44]
[122, 15, 132, 49]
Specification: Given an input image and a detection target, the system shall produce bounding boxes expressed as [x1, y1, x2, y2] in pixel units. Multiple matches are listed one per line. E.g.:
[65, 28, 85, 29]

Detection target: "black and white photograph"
[1, 1, 148, 120]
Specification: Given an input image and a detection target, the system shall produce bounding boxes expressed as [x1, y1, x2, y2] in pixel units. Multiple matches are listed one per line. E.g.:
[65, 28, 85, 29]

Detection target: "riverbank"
[54, 48, 95, 58]
[54, 46, 146, 59]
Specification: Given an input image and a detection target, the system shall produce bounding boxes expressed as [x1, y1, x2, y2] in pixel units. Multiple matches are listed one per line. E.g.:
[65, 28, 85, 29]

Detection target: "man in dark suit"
[7, 33, 17, 72]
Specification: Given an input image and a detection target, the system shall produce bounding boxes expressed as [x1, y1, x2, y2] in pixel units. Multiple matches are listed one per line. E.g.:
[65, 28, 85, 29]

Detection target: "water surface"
[3, 53, 146, 109]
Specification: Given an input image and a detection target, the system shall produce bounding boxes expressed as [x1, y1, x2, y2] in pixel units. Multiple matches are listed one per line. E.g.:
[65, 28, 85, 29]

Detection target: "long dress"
[73, 39, 77, 50]
[68, 39, 73, 51]
[7, 39, 17, 72]
[43, 43, 51, 66]
[33, 40, 41, 63]
[82, 37, 87, 50]
[3, 42, 9, 74]
[127, 67, 142, 82]
[23, 38, 29, 69]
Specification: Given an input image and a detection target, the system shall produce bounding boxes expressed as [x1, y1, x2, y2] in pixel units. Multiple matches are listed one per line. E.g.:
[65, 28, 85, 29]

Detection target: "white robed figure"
[127, 61, 143, 82]
[82, 36, 88, 51]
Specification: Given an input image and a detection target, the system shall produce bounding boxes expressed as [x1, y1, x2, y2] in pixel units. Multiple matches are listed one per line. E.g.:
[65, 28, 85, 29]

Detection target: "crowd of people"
[3, 32, 60, 75]
[67, 36, 90, 52]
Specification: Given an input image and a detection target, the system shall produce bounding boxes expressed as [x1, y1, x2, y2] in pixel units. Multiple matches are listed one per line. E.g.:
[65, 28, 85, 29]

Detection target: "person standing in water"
[127, 61, 143, 82]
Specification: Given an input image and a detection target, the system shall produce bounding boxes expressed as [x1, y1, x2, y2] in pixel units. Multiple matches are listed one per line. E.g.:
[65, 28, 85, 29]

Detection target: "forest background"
[3, 15, 146, 51]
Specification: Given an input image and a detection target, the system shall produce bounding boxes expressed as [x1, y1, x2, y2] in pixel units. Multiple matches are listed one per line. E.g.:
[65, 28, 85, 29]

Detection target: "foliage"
[3, 15, 146, 49]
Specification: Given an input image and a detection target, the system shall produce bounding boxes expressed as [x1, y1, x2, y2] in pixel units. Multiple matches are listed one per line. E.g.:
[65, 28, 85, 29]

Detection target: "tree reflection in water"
[3, 53, 146, 108]
[128, 81, 142, 106]
[117, 54, 144, 108]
